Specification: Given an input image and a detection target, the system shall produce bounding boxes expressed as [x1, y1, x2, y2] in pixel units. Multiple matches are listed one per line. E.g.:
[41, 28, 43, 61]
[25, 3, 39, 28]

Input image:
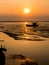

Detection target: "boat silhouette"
[0, 45, 7, 65]
[26, 22, 38, 27]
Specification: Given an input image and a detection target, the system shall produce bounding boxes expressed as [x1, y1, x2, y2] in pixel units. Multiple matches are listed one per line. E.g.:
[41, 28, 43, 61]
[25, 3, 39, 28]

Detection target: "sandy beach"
[0, 32, 49, 65]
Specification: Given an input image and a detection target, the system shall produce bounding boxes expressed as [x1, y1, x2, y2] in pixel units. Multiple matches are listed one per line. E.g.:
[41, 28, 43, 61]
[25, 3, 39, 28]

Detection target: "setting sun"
[24, 8, 30, 14]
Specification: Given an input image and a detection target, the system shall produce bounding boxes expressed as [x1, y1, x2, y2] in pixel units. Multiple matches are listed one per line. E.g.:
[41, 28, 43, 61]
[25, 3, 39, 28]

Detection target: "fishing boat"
[26, 22, 38, 27]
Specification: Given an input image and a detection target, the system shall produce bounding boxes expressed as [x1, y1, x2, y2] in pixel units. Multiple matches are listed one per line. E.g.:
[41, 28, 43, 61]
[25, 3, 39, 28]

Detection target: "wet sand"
[0, 32, 49, 65]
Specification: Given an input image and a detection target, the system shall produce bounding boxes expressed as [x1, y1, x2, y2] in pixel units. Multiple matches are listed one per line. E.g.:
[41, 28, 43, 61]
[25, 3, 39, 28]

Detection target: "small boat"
[26, 22, 38, 27]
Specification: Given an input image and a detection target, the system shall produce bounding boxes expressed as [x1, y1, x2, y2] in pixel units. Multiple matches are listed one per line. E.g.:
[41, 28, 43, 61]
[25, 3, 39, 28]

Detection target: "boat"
[26, 22, 38, 27]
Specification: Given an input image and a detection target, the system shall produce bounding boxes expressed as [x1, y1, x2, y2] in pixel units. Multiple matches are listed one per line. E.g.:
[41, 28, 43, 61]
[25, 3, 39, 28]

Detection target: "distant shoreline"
[0, 21, 49, 22]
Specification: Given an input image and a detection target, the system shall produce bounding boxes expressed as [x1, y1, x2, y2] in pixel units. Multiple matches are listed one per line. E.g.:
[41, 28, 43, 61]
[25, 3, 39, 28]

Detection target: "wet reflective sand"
[0, 32, 49, 65]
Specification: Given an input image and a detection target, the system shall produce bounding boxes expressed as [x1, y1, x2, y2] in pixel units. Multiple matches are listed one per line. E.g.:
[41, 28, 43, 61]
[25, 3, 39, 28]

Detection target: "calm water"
[0, 21, 49, 40]
[0, 21, 49, 65]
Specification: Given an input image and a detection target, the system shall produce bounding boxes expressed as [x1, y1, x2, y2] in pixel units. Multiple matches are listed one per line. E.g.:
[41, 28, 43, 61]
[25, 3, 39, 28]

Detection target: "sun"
[24, 8, 30, 14]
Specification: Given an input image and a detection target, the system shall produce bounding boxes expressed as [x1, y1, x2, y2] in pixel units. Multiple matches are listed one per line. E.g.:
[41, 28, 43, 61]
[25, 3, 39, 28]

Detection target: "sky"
[0, 0, 49, 21]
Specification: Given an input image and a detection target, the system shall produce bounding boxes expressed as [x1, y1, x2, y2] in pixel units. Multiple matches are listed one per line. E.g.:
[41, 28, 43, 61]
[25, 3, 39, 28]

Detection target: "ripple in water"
[3, 22, 49, 41]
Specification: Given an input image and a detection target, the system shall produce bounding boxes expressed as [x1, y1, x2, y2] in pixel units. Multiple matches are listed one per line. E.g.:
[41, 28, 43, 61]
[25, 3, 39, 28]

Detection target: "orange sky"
[0, 0, 49, 21]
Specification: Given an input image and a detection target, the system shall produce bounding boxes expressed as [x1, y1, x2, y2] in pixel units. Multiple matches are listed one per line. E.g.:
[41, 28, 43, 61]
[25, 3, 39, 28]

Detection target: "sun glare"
[24, 8, 30, 14]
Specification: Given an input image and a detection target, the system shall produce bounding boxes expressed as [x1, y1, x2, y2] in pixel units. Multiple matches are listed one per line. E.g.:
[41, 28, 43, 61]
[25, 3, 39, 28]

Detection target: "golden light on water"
[25, 22, 28, 24]
[24, 8, 30, 14]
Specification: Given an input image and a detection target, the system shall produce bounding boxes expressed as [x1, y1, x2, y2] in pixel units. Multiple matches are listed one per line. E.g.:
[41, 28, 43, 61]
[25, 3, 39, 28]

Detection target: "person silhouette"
[0, 45, 7, 65]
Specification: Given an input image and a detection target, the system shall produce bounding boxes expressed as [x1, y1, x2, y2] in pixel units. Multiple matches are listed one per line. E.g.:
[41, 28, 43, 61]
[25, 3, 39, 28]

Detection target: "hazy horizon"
[0, 15, 49, 21]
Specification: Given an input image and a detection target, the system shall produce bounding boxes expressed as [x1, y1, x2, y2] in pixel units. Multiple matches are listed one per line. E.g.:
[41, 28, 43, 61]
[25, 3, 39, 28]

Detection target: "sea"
[0, 21, 49, 40]
[0, 21, 49, 65]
